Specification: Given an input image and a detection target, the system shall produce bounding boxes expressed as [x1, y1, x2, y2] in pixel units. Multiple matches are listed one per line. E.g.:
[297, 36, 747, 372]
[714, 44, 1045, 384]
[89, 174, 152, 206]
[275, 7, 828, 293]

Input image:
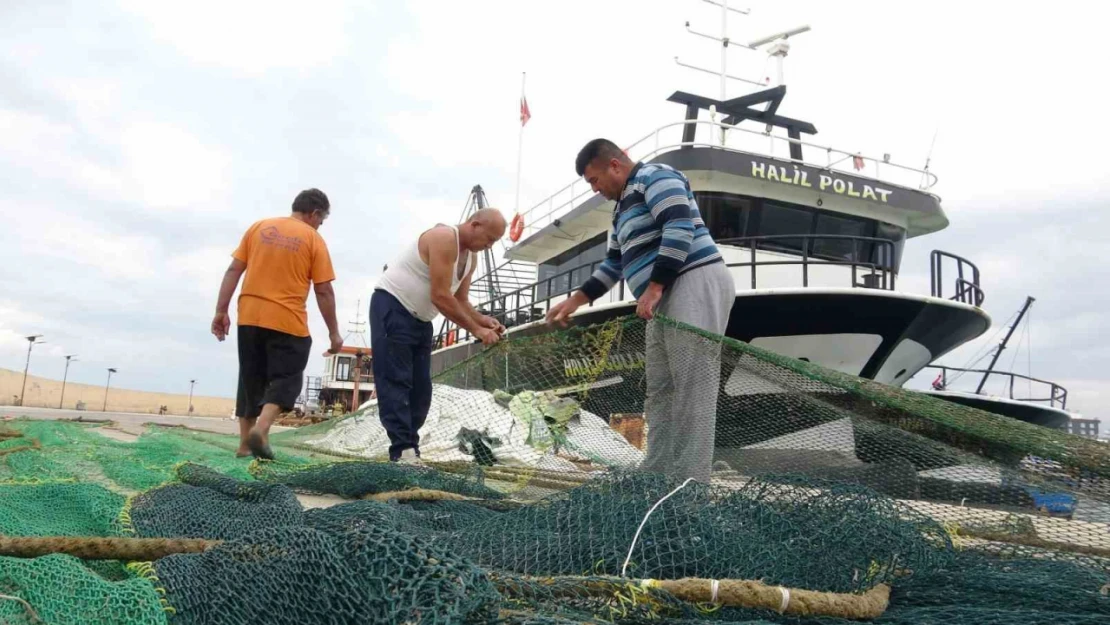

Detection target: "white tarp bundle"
[303, 384, 643, 473]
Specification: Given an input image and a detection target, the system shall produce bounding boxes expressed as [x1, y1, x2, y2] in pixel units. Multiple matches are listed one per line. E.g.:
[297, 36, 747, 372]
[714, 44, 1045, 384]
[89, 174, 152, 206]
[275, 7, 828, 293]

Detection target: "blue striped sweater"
[580, 162, 723, 301]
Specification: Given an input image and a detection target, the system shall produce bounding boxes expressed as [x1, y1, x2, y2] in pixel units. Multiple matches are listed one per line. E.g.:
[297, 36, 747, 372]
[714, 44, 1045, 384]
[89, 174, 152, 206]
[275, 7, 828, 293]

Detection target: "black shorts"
[236, 325, 312, 419]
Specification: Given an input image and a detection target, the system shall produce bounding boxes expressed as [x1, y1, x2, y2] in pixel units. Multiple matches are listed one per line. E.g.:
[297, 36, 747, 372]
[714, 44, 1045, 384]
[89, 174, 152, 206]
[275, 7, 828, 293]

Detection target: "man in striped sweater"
[546, 139, 735, 483]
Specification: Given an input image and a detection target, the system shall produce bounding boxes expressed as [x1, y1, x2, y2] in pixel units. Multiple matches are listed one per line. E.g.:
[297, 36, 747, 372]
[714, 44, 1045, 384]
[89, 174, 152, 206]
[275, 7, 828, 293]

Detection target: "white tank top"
[376, 225, 474, 322]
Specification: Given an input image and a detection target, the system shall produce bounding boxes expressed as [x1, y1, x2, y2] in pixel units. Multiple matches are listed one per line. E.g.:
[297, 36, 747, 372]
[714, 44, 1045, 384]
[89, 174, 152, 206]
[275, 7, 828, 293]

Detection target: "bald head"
[459, 208, 507, 252]
[472, 208, 506, 229]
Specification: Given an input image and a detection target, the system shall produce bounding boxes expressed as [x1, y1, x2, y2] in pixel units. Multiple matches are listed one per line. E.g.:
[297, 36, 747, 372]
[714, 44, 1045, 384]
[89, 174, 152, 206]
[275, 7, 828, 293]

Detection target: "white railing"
[320, 372, 373, 390]
[514, 118, 939, 239]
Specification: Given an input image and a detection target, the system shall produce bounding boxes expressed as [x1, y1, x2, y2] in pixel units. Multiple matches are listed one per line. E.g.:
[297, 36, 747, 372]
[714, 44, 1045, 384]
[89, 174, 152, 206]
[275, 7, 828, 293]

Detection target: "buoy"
[509, 213, 524, 242]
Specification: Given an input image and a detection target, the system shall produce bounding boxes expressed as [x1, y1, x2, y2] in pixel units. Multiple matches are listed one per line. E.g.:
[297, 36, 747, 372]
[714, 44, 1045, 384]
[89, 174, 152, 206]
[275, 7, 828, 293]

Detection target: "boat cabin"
[430, 84, 990, 391]
[315, 346, 374, 414]
[507, 86, 950, 307]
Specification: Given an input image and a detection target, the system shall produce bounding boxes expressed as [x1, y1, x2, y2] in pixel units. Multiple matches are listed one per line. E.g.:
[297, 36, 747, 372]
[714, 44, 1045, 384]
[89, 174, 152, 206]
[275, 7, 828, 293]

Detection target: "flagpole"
[514, 71, 526, 215]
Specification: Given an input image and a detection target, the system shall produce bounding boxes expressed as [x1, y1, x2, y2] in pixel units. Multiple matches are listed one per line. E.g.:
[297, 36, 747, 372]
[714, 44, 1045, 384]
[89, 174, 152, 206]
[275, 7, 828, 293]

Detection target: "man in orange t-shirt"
[211, 188, 343, 459]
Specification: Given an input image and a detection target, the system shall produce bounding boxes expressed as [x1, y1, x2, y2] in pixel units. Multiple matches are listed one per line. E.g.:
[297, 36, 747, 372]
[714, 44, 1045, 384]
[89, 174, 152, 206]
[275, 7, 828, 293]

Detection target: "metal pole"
[351, 352, 361, 412]
[720, 0, 728, 102]
[19, 335, 43, 407]
[188, 379, 196, 413]
[60, 355, 77, 409]
[976, 296, 1035, 395]
[103, 368, 116, 412]
[514, 72, 526, 215]
[718, 0, 729, 146]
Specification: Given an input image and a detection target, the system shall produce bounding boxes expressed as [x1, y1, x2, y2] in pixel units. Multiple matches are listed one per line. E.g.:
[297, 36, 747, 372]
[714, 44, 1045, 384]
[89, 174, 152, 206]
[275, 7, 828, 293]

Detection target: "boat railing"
[515, 119, 940, 239]
[718, 234, 897, 290]
[321, 370, 374, 386]
[434, 233, 930, 348]
[930, 250, 985, 307]
[434, 258, 619, 349]
[925, 365, 1068, 410]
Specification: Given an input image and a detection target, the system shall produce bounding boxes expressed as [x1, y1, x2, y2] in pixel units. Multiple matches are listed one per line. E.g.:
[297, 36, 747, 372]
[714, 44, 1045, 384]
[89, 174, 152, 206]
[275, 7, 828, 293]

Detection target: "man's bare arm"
[454, 265, 493, 326]
[215, 259, 247, 315]
[314, 281, 343, 354]
[211, 259, 247, 341]
[427, 230, 485, 333]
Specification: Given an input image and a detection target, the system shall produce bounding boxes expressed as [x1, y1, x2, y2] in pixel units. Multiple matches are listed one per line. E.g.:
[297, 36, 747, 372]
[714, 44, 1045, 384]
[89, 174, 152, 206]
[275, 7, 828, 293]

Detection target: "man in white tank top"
[371, 208, 507, 462]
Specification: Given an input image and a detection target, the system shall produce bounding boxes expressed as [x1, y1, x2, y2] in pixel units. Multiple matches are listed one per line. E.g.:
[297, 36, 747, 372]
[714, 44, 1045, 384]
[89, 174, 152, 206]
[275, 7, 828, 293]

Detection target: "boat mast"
[343, 299, 371, 411]
[976, 296, 1035, 394]
[678, 2, 809, 147]
[458, 184, 500, 303]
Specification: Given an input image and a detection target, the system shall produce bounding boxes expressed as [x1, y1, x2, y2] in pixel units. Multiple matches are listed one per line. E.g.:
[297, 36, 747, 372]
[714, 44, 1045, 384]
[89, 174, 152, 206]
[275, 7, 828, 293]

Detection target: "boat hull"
[431, 287, 990, 388]
[922, 390, 1072, 429]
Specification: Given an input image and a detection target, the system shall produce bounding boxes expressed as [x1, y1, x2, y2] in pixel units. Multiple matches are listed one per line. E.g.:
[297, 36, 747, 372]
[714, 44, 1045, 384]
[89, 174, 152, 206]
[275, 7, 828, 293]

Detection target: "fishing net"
[0, 314, 1105, 624]
[0, 420, 314, 492]
[0, 554, 168, 625]
[128, 464, 305, 541]
[272, 314, 1109, 623]
[0, 422, 311, 624]
[250, 458, 506, 500]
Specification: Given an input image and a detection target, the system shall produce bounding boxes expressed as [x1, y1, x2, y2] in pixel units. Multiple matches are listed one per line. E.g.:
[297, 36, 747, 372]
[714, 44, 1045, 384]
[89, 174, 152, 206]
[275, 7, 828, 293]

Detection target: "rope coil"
[0, 536, 891, 620]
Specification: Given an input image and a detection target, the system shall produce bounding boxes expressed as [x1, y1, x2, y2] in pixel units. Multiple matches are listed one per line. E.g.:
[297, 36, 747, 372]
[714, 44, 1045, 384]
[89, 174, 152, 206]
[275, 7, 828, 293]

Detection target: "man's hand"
[546, 292, 588, 327]
[213, 259, 246, 342]
[211, 312, 231, 341]
[478, 314, 506, 335]
[636, 283, 665, 320]
[474, 327, 501, 346]
[325, 331, 344, 355]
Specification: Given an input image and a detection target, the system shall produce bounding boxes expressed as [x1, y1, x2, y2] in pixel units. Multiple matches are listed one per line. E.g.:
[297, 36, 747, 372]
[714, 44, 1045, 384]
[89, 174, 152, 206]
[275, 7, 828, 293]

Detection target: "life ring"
[509, 213, 524, 242]
[445, 330, 457, 347]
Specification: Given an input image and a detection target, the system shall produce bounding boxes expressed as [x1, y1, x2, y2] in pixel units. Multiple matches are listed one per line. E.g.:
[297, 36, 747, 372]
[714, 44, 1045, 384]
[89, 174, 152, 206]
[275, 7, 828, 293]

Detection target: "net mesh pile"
[0, 315, 1105, 624]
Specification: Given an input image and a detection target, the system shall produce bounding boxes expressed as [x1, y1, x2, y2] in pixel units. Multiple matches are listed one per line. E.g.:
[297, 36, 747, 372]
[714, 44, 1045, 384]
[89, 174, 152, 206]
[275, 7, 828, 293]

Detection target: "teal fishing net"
[0, 315, 1105, 624]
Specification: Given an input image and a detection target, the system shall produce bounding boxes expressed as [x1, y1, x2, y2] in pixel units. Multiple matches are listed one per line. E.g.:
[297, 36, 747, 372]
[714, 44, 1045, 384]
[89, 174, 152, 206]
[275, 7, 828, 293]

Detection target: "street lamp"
[60, 355, 78, 409]
[188, 379, 196, 413]
[18, 335, 45, 407]
[103, 368, 117, 412]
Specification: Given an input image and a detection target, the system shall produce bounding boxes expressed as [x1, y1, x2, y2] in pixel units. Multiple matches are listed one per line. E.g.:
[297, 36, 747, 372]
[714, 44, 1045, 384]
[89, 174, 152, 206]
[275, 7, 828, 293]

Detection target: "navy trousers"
[369, 289, 433, 461]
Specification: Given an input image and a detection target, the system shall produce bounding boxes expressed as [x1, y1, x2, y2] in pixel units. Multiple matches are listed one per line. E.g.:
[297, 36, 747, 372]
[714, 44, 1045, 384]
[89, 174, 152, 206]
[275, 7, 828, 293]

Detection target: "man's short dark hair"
[575, 138, 627, 176]
[292, 188, 330, 214]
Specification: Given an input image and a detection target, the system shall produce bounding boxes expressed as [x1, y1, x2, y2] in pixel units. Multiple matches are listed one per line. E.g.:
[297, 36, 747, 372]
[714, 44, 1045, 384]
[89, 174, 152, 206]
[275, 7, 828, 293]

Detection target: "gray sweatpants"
[639, 262, 734, 483]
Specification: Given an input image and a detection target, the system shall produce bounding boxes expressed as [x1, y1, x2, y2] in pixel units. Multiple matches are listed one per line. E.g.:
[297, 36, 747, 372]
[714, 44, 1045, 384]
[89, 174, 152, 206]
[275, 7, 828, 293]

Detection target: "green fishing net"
[250, 459, 505, 499]
[153, 524, 500, 625]
[0, 554, 168, 625]
[128, 464, 304, 541]
[0, 315, 1105, 624]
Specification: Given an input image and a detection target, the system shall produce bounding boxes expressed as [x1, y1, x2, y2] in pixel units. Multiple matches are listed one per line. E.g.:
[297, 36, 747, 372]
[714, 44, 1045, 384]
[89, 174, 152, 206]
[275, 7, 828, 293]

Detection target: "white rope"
[0, 593, 42, 624]
[621, 477, 695, 577]
[777, 586, 791, 613]
[710, 579, 720, 604]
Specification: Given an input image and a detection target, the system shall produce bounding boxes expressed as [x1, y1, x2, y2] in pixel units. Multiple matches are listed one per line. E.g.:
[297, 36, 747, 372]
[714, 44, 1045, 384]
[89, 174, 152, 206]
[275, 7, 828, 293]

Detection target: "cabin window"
[697, 192, 752, 242]
[536, 232, 607, 299]
[813, 213, 870, 261]
[873, 221, 906, 270]
[335, 357, 351, 382]
[692, 191, 906, 271]
[571, 265, 593, 291]
[758, 201, 814, 253]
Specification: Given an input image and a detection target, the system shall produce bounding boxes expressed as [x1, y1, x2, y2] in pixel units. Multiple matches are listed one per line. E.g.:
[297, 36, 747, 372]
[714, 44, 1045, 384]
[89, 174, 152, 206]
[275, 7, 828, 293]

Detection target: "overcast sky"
[1, 1, 1107, 431]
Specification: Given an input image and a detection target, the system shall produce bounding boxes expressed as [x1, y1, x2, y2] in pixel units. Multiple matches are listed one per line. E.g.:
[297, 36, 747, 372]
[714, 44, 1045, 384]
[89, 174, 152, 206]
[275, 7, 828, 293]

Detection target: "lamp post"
[60, 355, 78, 409]
[18, 335, 45, 407]
[188, 379, 196, 413]
[103, 368, 117, 412]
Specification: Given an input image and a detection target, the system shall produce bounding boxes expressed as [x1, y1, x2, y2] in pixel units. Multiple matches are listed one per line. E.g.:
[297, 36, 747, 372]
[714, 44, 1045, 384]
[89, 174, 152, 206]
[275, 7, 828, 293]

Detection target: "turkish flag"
[520, 96, 531, 126]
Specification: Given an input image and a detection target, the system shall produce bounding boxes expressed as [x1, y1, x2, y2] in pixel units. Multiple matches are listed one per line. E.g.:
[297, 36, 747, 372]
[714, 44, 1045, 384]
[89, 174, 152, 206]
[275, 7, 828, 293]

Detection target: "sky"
[1, 1, 1108, 432]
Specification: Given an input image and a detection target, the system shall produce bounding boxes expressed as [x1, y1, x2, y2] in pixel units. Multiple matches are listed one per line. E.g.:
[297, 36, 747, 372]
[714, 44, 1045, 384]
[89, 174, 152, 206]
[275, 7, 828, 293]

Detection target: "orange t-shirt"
[232, 217, 336, 337]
